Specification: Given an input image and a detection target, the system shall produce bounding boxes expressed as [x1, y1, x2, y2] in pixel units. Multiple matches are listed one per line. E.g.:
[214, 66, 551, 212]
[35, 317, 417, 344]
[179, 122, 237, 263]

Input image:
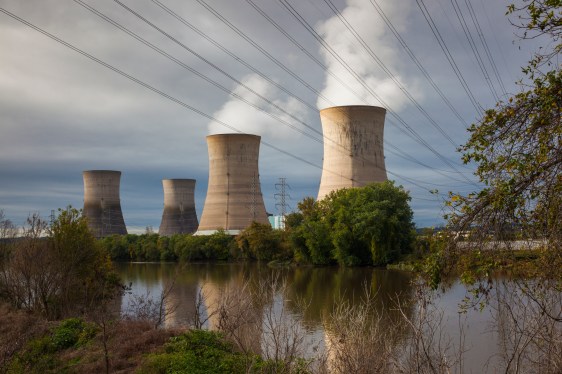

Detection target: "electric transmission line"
[0, 7, 477, 200]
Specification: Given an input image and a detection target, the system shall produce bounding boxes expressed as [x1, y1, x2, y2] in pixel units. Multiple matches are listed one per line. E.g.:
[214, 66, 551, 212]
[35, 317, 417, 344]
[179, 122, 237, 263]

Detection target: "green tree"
[204, 230, 235, 260]
[139, 234, 160, 261]
[0, 208, 120, 319]
[175, 235, 207, 261]
[100, 235, 129, 260]
[450, 70, 561, 242]
[284, 212, 308, 263]
[236, 222, 283, 261]
[438, 9, 562, 346]
[288, 182, 415, 266]
[447, 1, 561, 280]
[285, 198, 334, 265]
[326, 182, 415, 266]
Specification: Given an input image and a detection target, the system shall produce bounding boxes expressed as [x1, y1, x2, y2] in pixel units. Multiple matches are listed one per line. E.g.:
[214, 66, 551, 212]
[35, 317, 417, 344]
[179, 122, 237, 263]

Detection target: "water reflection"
[116, 263, 413, 330]
[115, 262, 509, 373]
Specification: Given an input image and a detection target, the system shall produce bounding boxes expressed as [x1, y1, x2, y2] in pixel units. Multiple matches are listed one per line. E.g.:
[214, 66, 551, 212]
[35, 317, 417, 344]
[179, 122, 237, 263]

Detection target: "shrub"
[236, 222, 283, 261]
[139, 329, 257, 374]
[51, 318, 96, 350]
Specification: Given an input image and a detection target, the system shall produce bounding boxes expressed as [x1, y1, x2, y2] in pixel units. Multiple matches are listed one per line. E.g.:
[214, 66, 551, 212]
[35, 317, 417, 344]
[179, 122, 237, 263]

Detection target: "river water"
[115, 262, 511, 372]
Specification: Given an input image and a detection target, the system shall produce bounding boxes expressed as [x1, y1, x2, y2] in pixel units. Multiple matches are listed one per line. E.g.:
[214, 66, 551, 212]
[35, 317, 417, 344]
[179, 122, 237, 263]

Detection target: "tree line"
[100, 181, 417, 266]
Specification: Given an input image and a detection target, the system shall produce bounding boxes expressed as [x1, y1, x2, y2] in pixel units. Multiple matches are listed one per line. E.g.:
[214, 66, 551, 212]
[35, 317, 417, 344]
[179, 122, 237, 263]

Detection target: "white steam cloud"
[208, 74, 308, 139]
[316, 0, 415, 109]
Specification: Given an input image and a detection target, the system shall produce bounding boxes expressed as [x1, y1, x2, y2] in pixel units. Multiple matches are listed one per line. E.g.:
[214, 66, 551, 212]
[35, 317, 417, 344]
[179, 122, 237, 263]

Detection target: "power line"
[79, 0, 467, 187]
[0, 8, 476, 202]
[195, 0, 463, 177]
[75, 0, 324, 146]
[450, 0, 500, 102]
[415, 0, 483, 116]
[368, 0, 469, 129]
[278, 0, 475, 184]
[0, 7, 451, 200]
[146, 0, 477, 184]
[464, 0, 508, 97]
[321, 0, 458, 147]
[242, 0, 370, 108]
[192, 0, 335, 108]
[478, 0, 515, 89]
[151, 0, 318, 113]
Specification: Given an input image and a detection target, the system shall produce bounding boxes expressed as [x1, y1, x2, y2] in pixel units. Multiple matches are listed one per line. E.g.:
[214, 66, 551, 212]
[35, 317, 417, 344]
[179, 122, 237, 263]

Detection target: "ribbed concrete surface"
[197, 134, 269, 233]
[159, 179, 198, 236]
[83, 170, 127, 237]
[317, 105, 387, 200]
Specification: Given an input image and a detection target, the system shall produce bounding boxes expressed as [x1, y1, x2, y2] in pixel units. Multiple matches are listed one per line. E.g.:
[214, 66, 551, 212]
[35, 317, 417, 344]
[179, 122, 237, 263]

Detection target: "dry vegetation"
[0, 304, 178, 374]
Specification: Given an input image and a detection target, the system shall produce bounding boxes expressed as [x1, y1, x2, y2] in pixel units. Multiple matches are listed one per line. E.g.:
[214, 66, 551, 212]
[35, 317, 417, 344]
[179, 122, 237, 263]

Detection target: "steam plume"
[208, 74, 307, 139]
[316, 0, 415, 109]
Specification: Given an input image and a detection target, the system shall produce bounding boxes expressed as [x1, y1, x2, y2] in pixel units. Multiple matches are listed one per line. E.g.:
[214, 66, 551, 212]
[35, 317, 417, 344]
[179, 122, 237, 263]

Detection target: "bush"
[175, 235, 208, 261]
[51, 318, 96, 350]
[139, 330, 257, 374]
[8, 318, 97, 373]
[9, 335, 59, 373]
[100, 235, 129, 260]
[204, 230, 235, 261]
[236, 222, 284, 261]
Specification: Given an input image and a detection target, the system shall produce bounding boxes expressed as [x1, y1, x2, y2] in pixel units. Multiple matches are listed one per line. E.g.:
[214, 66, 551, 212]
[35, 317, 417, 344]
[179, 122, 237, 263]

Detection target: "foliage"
[446, 0, 561, 286]
[204, 230, 236, 261]
[139, 328, 313, 374]
[287, 182, 415, 266]
[450, 70, 561, 240]
[51, 318, 97, 350]
[411, 230, 449, 289]
[0, 208, 121, 319]
[285, 198, 334, 265]
[236, 222, 287, 261]
[7, 318, 96, 373]
[139, 329, 256, 374]
[100, 231, 237, 262]
[507, 0, 562, 71]
[329, 183, 415, 266]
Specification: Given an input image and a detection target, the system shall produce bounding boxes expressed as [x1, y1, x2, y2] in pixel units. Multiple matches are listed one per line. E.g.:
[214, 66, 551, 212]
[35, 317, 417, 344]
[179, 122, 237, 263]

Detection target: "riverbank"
[1, 307, 288, 374]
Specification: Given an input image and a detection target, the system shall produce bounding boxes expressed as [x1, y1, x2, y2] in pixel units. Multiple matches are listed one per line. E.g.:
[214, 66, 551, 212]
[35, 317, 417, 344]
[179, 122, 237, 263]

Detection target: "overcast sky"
[0, 0, 541, 232]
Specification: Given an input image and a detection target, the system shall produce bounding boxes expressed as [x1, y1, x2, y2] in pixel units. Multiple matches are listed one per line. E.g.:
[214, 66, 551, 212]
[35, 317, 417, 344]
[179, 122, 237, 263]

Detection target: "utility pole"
[274, 178, 291, 229]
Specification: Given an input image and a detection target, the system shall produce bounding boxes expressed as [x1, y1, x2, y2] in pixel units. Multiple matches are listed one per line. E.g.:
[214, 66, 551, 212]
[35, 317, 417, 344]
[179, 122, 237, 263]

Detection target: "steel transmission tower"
[274, 178, 291, 229]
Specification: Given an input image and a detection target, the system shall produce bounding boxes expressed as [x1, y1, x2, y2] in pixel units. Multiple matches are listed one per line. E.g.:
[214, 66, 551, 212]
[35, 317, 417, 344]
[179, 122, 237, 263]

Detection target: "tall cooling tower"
[197, 134, 269, 234]
[83, 170, 127, 237]
[159, 179, 198, 236]
[317, 105, 387, 200]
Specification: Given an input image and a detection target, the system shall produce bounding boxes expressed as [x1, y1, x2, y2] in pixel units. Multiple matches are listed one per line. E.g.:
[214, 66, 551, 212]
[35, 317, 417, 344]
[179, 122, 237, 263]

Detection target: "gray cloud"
[0, 0, 542, 229]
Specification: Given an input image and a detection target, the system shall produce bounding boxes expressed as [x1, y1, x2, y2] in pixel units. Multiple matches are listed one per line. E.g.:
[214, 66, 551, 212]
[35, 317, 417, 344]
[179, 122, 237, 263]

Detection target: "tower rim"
[206, 133, 261, 140]
[83, 170, 122, 175]
[319, 105, 386, 113]
[162, 178, 196, 182]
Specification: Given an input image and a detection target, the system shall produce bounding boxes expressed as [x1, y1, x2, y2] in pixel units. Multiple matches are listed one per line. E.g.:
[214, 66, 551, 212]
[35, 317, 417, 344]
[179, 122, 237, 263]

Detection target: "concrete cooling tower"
[82, 170, 127, 237]
[159, 179, 199, 236]
[197, 134, 269, 235]
[317, 105, 387, 201]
